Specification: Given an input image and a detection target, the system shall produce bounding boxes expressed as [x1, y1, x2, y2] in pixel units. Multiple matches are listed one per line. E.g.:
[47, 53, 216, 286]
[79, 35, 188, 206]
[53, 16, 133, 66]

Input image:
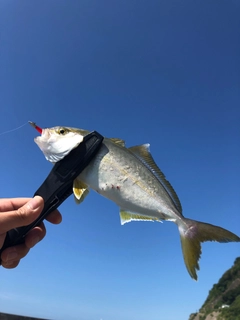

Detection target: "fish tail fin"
[177, 218, 240, 280]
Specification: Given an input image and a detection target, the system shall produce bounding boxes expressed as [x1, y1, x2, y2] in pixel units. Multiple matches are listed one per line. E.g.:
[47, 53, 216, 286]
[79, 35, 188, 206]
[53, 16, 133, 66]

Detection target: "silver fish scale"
[79, 139, 180, 222]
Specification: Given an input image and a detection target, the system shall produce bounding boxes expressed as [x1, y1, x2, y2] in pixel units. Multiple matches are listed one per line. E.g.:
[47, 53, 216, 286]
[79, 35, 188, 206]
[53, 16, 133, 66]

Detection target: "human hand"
[0, 196, 62, 268]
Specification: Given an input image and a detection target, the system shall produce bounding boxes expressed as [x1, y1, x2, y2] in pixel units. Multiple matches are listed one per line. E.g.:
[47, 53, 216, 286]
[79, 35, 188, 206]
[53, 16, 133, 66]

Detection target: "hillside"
[189, 257, 240, 320]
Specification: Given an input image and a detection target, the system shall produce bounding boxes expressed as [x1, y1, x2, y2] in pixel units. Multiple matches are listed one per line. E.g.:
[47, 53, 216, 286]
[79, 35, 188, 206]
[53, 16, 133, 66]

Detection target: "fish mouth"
[34, 129, 51, 152]
[37, 128, 51, 139]
[34, 128, 52, 145]
[29, 121, 50, 141]
[29, 121, 49, 148]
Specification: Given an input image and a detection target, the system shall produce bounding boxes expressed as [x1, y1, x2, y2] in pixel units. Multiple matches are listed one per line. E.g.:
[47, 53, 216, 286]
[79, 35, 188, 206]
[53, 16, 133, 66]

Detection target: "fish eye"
[58, 127, 68, 135]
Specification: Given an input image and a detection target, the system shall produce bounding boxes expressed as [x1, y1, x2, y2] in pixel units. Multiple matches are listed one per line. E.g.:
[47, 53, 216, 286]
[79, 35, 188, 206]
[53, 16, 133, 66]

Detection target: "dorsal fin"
[110, 138, 125, 147]
[128, 144, 182, 214]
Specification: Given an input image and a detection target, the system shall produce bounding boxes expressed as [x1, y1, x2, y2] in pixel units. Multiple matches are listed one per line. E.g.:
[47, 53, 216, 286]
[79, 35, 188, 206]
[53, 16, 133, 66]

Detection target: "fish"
[29, 122, 240, 280]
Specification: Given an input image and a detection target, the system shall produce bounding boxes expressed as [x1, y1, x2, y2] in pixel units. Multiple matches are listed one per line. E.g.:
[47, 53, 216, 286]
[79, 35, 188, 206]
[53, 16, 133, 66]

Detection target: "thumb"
[1, 196, 44, 234]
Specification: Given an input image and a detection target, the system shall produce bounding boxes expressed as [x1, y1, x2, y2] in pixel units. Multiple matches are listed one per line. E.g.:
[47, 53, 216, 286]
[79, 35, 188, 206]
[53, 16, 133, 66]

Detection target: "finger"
[1, 259, 20, 269]
[0, 196, 44, 234]
[0, 198, 31, 212]
[0, 233, 6, 249]
[1, 223, 47, 268]
[45, 210, 62, 224]
[24, 222, 46, 249]
[1, 244, 29, 268]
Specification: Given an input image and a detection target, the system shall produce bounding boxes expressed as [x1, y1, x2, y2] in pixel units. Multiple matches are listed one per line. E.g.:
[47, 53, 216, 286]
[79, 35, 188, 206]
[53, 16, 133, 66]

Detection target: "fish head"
[29, 122, 90, 163]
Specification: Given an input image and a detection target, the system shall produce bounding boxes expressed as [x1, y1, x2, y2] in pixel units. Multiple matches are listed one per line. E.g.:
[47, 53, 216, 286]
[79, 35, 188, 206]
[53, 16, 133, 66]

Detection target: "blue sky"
[0, 1, 240, 319]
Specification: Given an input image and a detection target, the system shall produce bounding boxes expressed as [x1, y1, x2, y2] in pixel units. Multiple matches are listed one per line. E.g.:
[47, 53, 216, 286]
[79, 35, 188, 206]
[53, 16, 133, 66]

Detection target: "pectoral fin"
[120, 209, 162, 225]
[73, 179, 89, 204]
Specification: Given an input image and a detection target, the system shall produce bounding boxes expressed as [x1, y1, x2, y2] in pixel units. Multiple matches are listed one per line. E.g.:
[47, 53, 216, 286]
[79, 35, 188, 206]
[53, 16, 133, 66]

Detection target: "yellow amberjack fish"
[30, 122, 240, 280]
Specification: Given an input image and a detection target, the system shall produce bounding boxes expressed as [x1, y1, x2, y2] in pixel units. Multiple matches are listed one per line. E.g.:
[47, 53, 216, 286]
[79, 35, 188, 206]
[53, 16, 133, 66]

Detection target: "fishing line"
[0, 122, 29, 136]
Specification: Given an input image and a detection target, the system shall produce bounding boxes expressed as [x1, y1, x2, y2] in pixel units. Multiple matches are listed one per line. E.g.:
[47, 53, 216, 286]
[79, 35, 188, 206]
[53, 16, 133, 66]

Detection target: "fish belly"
[78, 140, 178, 221]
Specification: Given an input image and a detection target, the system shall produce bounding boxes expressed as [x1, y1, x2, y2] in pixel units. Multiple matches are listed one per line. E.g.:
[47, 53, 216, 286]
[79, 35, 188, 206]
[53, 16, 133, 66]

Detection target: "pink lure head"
[29, 121, 42, 134]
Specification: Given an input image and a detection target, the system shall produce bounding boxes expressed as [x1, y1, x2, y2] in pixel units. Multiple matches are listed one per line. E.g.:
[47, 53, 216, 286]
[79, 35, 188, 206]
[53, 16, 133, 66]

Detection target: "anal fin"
[120, 209, 162, 225]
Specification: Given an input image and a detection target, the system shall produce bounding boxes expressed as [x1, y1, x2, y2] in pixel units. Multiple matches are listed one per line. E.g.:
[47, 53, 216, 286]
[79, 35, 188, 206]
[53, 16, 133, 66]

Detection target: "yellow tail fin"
[178, 218, 240, 280]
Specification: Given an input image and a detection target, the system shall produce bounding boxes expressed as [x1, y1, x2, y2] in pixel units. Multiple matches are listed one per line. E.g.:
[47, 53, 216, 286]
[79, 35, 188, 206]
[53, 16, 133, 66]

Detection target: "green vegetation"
[189, 313, 198, 320]
[189, 257, 240, 320]
[218, 295, 240, 320]
[201, 257, 240, 311]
